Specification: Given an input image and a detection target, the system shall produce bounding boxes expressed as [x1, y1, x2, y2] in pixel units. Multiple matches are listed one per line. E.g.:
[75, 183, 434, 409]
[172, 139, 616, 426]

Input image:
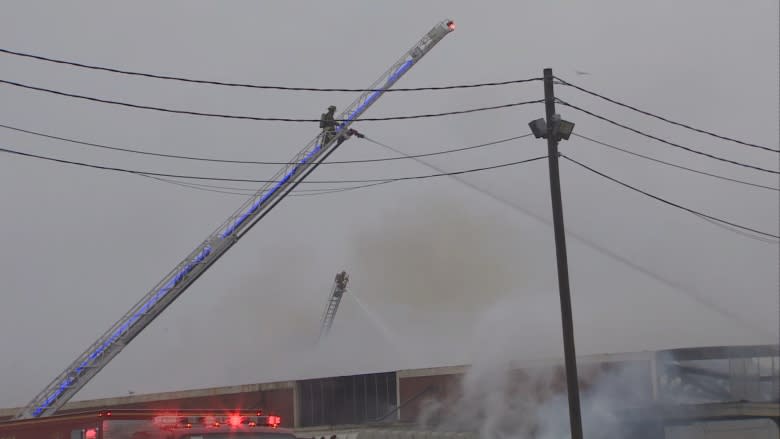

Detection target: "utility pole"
[531, 68, 584, 439]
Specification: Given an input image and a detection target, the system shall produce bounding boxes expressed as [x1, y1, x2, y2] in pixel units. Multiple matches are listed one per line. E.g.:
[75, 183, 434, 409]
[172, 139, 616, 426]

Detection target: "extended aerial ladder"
[15, 19, 455, 420]
[318, 271, 349, 342]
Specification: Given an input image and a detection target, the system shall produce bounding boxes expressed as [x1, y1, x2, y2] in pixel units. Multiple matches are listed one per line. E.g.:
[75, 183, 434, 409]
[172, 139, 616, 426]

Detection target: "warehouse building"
[1, 344, 777, 437]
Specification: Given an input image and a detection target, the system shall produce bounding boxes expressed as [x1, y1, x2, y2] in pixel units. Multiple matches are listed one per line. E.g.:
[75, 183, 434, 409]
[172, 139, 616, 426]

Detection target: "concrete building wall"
[297, 371, 398, 428]
[398, 372, 463, 423]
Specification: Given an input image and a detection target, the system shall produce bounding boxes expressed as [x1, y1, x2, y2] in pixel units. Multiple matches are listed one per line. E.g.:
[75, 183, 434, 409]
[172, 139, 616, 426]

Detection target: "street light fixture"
[528, 114, 575, 141]
[529, 118, 547, 139]
[556, 118, 575, 140]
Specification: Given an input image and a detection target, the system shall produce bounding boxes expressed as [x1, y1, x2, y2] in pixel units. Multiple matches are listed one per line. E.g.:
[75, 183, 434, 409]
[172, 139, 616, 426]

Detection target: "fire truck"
[0, 409, 290, 439]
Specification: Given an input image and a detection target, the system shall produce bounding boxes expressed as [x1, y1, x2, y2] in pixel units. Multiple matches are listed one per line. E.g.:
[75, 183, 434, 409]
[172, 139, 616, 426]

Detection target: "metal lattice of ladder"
[319, 271, 349, 341]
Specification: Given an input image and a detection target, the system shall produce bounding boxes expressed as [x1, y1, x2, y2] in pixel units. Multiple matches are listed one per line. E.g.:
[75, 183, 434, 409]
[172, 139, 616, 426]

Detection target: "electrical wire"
[557, 99, 780, 175]
[141, 133, 534, 195]
[0, 122, 531, 165]
[149, 176, 394, 195]
[138, 178, 340, 194]
[144, 174, 393, 197]
[555, 76, 780, 153]
[288, 181, 395, 197]
[0, 143, 548, 185]
[0, 78, 542, 122]
[561, 154, 779, 240]
[571, 133, 779, 192]
[694, 213, 780, 245]
[145, 179, 262, 193]
[0, 47, 542, 92]
[149, 172, 403, 194]
[140, 175, 258, 196]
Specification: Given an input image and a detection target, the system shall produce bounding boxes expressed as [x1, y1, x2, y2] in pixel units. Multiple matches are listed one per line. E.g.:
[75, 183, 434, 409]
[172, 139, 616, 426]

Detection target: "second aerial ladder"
[318, 271, 349, 342]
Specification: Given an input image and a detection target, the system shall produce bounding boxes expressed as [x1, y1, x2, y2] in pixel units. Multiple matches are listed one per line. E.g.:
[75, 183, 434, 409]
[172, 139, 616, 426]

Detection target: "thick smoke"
[206, 197, 552, 382]
[416, 295, 655, 439]
[348, 198, 539, 312]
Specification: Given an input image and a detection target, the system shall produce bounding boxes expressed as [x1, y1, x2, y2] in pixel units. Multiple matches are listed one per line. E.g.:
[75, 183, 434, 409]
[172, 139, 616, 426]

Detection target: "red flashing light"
[446, 21, 455, 31]
[85, 429, 97, 439]
[151, 412, 279, 430]
[153, 415, 182, 427]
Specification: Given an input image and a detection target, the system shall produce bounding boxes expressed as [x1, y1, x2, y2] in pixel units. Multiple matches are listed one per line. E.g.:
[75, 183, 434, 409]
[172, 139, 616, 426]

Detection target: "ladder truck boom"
[319, 271, 349, 342]
[15, 19, 455, 420]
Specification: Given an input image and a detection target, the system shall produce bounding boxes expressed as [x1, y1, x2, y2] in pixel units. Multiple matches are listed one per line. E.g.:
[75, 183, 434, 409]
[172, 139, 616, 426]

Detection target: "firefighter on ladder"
[320, 105, 364, 147]
[335, 271, 348, 289]
[320, 105, 337, 145]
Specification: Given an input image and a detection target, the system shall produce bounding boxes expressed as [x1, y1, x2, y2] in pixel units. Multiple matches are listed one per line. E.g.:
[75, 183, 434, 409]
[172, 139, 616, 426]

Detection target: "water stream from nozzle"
[349, 293, 408, 362]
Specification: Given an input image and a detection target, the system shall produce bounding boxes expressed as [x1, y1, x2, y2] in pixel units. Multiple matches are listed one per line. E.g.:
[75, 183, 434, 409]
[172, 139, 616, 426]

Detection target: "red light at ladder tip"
[447, 21, 455, 30]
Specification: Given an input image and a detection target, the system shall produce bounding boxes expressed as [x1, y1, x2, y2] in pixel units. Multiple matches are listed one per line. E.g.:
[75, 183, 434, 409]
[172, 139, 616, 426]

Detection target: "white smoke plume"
[416, 295, 656, 439]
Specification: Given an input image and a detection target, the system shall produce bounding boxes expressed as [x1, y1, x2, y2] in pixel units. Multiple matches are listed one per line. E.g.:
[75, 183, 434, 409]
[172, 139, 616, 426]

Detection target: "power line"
[138, 178, 346, 194]
[289, 181, 394, 196]
[364, 133, 776, 338]
[558, 99, 780, 175]
[149, 173, 399, 195]
[0, 143, 548, 184]
[0, 122, 531, 165]
[555, 76, 780, 153]
[0, 78, 543, 122]
[562, 154, 779, 240]
[0, 47, 542, 92]
[694, 213, 780, 245]
[140, 175, 259, 196]
[144, 174, 393, 197]
[571, 133, 779, 192]
[142, 178, 269, 193]
[162, 178, 394, 195]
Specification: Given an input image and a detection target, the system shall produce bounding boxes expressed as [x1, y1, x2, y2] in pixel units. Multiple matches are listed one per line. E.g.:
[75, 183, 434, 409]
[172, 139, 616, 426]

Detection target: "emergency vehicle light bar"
[153, 413, 281, 428]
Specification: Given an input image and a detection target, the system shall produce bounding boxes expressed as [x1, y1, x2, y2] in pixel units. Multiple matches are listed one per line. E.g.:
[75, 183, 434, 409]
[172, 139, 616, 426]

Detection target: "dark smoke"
[348, 198, 535, 311]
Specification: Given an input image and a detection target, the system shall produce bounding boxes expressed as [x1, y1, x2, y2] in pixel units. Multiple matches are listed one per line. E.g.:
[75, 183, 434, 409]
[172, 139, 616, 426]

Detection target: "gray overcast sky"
[0, 1, 777, 408]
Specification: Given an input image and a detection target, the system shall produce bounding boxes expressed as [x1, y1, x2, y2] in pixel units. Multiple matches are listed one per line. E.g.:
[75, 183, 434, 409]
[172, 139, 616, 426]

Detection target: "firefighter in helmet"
[320, 105, 337, 145]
